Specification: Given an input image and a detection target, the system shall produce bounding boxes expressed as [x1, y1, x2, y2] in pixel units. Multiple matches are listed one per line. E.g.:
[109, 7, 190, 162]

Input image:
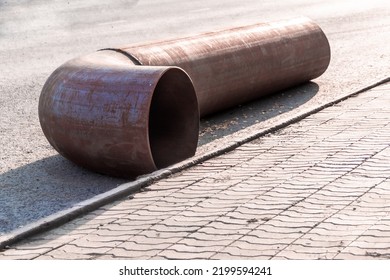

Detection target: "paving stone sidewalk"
[1, 83, 389, 260]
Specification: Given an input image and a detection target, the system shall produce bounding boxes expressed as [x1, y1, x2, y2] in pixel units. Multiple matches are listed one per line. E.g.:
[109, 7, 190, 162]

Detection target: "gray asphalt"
[1, 0, 389, 234]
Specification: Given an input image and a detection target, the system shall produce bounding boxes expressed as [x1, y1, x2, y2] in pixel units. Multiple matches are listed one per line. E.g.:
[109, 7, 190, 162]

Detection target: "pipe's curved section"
[38, 51, 199, 178]
[118, 17, 331, 116]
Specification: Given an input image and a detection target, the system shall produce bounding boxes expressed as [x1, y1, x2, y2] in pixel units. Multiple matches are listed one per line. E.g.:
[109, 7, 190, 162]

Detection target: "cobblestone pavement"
[1, 83, 389, 260]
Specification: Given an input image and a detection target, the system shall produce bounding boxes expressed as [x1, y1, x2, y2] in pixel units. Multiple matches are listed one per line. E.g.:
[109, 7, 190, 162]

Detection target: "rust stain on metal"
[39, 17, 331, 178]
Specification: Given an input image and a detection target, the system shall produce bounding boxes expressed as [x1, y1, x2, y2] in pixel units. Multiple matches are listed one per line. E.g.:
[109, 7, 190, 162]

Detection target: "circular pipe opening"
[149, 68, 199, 169]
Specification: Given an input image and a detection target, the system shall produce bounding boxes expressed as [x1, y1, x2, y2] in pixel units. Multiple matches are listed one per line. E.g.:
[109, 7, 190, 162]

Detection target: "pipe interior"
[149, 68, 199, 169]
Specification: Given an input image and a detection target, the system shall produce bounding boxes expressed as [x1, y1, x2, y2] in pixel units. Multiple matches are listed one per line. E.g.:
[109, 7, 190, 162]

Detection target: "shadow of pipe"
[198, 81, 320, 146]
[0, 155, 126, 235]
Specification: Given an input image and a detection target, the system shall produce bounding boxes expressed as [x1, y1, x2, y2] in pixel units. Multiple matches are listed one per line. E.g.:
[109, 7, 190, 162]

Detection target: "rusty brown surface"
[38, 51, 199, 178]
[118, 17, 331, 116]
[39, 17, 330, 178]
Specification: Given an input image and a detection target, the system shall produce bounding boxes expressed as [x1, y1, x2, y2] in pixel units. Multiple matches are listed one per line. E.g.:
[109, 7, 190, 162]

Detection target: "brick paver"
[1, 83, 389, 260]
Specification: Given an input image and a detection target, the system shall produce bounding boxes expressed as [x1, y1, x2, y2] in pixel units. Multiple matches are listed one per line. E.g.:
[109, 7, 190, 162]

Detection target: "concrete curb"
[1, 76, 389, 250]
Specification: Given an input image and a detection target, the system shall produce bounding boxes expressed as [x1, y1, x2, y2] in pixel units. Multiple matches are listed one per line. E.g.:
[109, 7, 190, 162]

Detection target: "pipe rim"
[148, 67, 199, 169]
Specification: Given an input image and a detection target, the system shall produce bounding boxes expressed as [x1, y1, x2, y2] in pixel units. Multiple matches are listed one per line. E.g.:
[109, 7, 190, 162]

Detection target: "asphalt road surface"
[1, 0, 389, 234]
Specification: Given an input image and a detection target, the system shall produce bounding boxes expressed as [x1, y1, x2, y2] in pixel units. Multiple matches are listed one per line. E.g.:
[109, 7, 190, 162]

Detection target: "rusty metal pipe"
[117, 17, 331, 116]
[39, 17, 330, 178]
[39, 51, 199, 178]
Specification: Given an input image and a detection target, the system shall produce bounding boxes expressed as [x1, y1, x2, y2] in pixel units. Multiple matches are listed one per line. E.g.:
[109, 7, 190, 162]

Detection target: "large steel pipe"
[116, 17, 330, 116]
[39, 51, 199, 178]
[39, 17, 330, 178]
